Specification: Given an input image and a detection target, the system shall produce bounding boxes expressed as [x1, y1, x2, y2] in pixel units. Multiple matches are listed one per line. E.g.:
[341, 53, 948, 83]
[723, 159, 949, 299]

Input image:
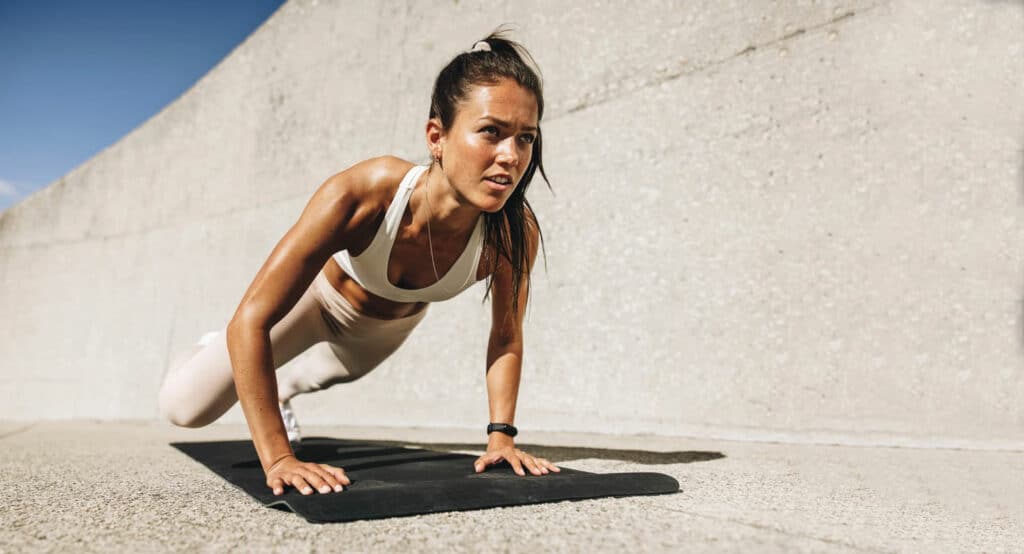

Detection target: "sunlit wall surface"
[1, 0, 1021, 448]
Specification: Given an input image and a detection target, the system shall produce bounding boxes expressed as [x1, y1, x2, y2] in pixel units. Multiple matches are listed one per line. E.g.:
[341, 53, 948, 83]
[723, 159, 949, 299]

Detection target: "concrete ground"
[1, 421, 1020, 553]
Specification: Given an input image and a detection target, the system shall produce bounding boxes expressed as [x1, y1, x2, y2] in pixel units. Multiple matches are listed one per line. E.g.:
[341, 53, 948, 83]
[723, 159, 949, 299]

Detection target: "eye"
[519, 133, 536, 145]
[481, 125, 500, 136]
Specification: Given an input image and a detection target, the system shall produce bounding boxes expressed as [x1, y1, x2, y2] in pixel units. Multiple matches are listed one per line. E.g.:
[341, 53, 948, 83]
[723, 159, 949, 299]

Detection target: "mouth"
[484, 174, 513, 191]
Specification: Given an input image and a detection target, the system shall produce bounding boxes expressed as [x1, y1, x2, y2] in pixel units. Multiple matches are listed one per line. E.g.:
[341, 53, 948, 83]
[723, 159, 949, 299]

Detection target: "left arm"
[473, 212, 559, 476]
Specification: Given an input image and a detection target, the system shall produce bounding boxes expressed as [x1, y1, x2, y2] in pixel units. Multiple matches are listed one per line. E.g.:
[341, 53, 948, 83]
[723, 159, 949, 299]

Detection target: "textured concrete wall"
[1, 0, 1021, 447]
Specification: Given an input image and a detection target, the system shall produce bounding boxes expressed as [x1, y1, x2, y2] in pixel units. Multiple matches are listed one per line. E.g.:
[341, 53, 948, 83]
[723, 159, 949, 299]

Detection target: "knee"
[161, 407, 216, 429]
[158, 387, 215, 429]
[159, 403, 209, 429]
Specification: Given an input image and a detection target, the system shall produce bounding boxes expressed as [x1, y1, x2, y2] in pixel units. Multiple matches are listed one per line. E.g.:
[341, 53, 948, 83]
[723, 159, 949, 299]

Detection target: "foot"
[279, 400, 302, 448]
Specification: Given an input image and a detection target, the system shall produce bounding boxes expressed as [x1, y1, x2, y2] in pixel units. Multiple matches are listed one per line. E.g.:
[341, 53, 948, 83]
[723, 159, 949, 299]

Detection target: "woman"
[158, 33, 560, 497]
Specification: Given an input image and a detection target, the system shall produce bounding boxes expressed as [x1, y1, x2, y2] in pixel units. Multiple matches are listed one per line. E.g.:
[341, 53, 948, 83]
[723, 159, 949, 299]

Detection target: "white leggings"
[158, 270, 428, 427]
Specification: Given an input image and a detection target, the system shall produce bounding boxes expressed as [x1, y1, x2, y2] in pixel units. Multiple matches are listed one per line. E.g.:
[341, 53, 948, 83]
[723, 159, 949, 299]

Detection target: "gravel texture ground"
[1, 421, 1021, 552]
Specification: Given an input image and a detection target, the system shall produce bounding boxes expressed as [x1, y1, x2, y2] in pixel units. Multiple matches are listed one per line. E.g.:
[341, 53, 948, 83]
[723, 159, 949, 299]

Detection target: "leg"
[276, 329, 420, 401]
[276, 273, 429, 401]
[158, 280, 334, 428]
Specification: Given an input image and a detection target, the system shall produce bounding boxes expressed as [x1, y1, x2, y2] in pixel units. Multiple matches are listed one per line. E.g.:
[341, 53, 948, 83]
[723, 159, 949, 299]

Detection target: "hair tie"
[468, 40, 491, 53]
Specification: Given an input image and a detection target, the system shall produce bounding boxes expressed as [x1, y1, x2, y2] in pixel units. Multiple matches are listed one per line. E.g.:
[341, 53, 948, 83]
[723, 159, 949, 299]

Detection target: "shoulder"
[296, 156, 417, 254]
[321, 155, 416, 205]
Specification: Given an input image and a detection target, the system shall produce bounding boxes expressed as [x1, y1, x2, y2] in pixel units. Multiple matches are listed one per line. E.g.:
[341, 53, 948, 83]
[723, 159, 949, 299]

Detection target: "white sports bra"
[332, 164, 485, 303]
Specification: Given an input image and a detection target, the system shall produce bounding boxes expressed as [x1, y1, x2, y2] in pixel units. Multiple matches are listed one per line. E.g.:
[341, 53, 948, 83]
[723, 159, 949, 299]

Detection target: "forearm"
[485, 342, 523, 447]
[226, 321, 293, 473]
[474, 339, 560, 477]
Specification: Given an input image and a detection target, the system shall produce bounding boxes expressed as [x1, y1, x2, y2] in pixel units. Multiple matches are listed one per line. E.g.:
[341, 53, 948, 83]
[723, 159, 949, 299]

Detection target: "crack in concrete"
[548, 4, 879, 121]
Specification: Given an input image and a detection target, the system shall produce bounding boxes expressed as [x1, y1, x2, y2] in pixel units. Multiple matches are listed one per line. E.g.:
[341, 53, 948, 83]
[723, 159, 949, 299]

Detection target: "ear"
[425, 117, 446, 162]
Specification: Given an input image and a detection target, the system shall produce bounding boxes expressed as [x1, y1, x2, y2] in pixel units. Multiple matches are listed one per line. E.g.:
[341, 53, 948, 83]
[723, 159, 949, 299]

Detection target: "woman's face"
[431, 78, 539, 213]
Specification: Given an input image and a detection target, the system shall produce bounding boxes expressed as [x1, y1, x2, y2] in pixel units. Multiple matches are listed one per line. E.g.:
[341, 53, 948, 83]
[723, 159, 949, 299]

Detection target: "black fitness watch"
[487, 423, 518, 438]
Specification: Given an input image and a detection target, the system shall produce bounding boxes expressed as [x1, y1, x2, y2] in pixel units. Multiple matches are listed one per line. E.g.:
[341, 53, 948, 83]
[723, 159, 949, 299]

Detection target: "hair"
[428, 28, 551, 318]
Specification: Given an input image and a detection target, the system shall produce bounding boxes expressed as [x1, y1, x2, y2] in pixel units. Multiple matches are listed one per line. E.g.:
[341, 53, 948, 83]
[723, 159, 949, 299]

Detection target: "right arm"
[225, 157, 400, 495]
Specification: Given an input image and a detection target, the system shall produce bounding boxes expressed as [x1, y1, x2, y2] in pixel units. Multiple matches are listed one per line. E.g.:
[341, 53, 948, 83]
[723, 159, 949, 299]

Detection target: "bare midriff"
[319, 257, 430, 320]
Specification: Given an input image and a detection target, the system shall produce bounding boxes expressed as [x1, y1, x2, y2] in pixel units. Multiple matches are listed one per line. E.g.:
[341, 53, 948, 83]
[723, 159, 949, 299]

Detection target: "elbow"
[488, 335, 524, 355]
[226, 310, 270, 339]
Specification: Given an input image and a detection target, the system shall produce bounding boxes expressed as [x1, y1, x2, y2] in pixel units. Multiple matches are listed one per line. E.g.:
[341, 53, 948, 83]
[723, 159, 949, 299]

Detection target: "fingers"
[290, 474, 314, 495]
[519, 453, 560, 475]
[510, 455, 528, 476]
[517, 452, 552, 476]
[267, 462, 351, 496]
[321, 463, 351, 487]
[269, 477, 284, 496]
[474, 453, 501, 473]
[300, 465, 349, 494]
[522, 455, 558, 475]
[538, 457, 560, 473]
[522, 455, 543, 476]
[474, 449, 561, 477]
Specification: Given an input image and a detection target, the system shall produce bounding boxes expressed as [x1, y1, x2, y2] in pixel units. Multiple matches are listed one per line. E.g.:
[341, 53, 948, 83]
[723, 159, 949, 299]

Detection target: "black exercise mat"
[171, 436, 680, 523]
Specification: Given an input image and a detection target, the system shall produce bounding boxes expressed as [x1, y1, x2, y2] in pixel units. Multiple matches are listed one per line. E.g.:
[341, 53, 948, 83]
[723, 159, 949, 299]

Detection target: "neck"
[417, 163, 482, 235]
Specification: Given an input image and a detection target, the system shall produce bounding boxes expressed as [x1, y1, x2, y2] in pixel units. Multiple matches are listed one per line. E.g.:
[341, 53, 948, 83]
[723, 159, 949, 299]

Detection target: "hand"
[474, 445, 560, 477]
[265, 455, 350, 496]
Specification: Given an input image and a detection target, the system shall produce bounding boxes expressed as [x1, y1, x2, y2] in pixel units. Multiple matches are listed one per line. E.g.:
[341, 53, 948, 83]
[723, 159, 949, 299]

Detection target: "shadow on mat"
[295, 438, 725, 465]
[233, 448, 469, 471]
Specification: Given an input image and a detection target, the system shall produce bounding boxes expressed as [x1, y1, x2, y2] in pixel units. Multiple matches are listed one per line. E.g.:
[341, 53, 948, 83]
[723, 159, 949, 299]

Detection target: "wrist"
[487, 432, 515, 449]
[263, 452, 295, 474]
[486, 422, 517, 449]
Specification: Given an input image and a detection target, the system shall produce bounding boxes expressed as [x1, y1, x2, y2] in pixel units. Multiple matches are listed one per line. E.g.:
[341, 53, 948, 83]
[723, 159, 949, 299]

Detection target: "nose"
[495, 137, 519, 167]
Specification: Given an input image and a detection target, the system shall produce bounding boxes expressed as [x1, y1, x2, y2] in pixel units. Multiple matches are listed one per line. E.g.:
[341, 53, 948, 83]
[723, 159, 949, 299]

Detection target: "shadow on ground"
[299, 437, 726, 465]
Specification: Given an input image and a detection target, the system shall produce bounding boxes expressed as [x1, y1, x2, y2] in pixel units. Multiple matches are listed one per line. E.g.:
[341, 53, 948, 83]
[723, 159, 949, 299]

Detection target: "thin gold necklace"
[422, 170, 441, 283]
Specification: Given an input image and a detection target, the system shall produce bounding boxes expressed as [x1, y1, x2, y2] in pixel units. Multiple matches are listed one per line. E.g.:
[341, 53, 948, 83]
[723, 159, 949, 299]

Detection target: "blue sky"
[0, 0, 284, 214]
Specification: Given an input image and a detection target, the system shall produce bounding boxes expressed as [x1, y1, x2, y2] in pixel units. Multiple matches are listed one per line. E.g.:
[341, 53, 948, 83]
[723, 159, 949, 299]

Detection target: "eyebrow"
[478, 116, 538, 133]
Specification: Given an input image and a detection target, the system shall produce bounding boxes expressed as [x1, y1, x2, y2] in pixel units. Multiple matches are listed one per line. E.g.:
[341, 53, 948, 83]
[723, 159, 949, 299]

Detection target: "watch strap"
[486, 423, 518, 437]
